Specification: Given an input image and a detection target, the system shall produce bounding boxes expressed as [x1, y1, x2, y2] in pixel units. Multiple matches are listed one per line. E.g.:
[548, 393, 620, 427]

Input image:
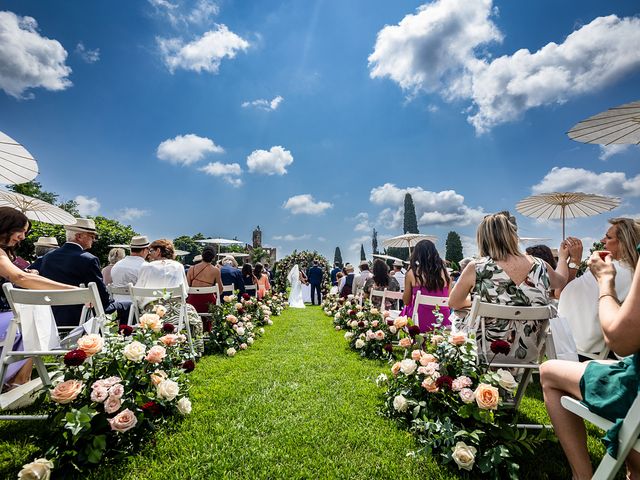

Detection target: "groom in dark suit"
[30, 218, 130, 327]
[306, 260, 324, 305]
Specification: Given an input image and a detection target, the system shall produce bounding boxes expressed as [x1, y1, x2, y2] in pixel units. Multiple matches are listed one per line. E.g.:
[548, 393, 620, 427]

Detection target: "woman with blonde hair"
[449, 212, 569, 362]
[102, 247, 125, 285]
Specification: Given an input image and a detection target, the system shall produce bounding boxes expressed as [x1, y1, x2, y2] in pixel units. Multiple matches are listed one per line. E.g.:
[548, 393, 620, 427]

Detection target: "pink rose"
[399, 337, 412, 348]
[76, 334, 104, 356]
[419, 354, 437, 365]
[459, 388, 475, 404]
[239, 343, 248, 350]
[108, 408, 138, 433]
[226, 314, 238, 324]
[90, 386, 108, 403]
[451, 332, 467, 346]
[452, 376, 472, 392]
[391, 362, 401, 376]
[109, 383, 125, 399]
[145, 345, 167, 364]
[371, 320, 379, 327]
[150, 370, 168, 386]
[104, 395, 122, 414]
[139, 313, 162, 332]
[159, 334, 180, 346]
[102, 376, 122, 388]
[474, 383, 500, 410]
[431, 334, 445, 346]
[422, 377, 438, 393]
[393, 316, 408, 329]
[411, 350, 422, 361]
[383, 311, 390, 318]
[50, 379, 83, 404]
[374, 330, 385, 341]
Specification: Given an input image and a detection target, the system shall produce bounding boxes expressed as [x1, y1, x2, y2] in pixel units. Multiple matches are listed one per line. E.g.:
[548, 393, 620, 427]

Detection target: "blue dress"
[0, 307, 26, 386]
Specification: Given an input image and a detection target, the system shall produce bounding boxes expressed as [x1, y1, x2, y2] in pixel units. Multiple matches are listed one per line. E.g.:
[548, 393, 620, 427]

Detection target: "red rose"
[118, 324, 133, 336]
[490, 340, 511, 355]
[357, 321, 365, 328]
[162, 323, 175, 333]
[182, 360, 196, 373]
[242, 293, 250, 300]
[386, 319, 394, 326]
[141, 401, 162, 416]
[383, 343, 393, 353]
[435, 375, 453, 390]
[349, 310, 356, 316]
[63, 349, 88, 367]
[408, 325, 421, 337]
[237, 307, 245, 314]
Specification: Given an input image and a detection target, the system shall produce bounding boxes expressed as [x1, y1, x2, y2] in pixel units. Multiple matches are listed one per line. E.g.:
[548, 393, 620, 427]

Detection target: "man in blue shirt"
[220, 256, 245, 300]
[330, 262, 341, 286]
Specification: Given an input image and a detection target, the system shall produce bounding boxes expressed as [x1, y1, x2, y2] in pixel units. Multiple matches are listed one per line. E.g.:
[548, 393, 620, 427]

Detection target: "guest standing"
[306, 260, 324, 305]
[391, 260, 406, 292]
[339, 264, 355, 298]
[330, 262, 341, 286]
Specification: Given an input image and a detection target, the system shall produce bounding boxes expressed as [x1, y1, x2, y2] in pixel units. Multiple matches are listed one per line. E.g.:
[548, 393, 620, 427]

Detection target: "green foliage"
[91, 217, 138, 266]
[173, 233, 205, 265]
[360, 244, 366, 261]
[274, 250, 330, 294]
[372, 228, 379, 255]
[577, 241, 604, 278]
[386, 246, 410, 261]
[333, 246, 343, 267]
[403, 193, 419, 234]
[8, 181, 58, 205]
[445, 231, 464, 264]
[250, 247, 269, 265]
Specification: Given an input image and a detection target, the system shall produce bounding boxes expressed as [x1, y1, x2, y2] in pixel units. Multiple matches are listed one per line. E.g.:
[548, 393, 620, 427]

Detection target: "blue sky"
[1, 0, 639, 266]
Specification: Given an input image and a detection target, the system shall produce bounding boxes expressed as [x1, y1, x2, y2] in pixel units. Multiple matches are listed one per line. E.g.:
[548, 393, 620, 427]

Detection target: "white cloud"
[199, 161, 242, 187]
[531, 167, 640, 197]
[369, 1, 640, 133]
[461, 235, 478, 258]
[246, 146, 293, 175]
[0, 11, 72, 99]
[75, 42, 100, 63]
[74, 195, 100, 216]
[352, 212, 372, 232]
[350, 235, 371, 252]
[599, 144, 633, 161]
[272, 234, 311, 241]
[118, 207, 148, 221]
[158, 24, 249, 74]
[283, 194, 333, 215]
[370, 183, 485, 227]
[242, 95, 284, 111]
[157, 134, 223, 166]
[149, 0, 219, 27]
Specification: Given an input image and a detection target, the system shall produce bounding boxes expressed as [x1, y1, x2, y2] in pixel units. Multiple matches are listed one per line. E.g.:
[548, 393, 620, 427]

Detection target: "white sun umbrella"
[372, 253, 404, 263]
[217, 252, 250, 258]
[0, 131, 39, 185]
[382, 233, 438, 256]
[174, 250, 190, 257]
[108, 244, 130, 249]
[196, 238, 245, 246]
[567, 100, 640, 145]
[516, 192, 620, 240]
[0, 190, 76, 225]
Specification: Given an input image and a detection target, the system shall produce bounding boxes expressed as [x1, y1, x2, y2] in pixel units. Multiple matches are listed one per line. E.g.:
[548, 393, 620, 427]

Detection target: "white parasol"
[567, 100, 640, 145]
[0, 190, 76, 225]
[196, 238, 245, 246]
[516, 192, 620, 240]
[0, 131, 39, 185]
[382, 233, 437, 256]
[372, 253, 405, 263]
[217, 252, 250, 258]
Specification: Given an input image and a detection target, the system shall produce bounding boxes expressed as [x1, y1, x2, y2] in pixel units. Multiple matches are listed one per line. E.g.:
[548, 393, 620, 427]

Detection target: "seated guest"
[330, 262, 341, 286]
[242, 263, 257, 296]
[135, 239, 203, 355]
[330, 272, 344, 295]
[0, 208, 76, 389]
[110, 235, 150, 302]
[186, 246, 223, 313]
[339, 263, 355, 298]
[401, 240, 451, 332]
[255, 262, 271, 299]
[220, 256, 245, 299]
[33, 236, 59, 259]
[364, 259, 400, 310]
[30, 218, 130, 327]
[449, 212, 568, 363]
[558, 218, 640, 358]
[390, 260, 406, 292]
[102, 247, 125, 285]
[541, 248, 640, 479]
[353, 260, 372, 299]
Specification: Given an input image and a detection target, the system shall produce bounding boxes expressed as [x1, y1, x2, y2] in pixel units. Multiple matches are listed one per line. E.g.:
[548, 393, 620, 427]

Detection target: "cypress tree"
[445, 231, 464, 264]
[372, 228, 379, 254]
[403, 193, 419, 234]
[360, 244, 366, 261]
[334, 247, 343, 266]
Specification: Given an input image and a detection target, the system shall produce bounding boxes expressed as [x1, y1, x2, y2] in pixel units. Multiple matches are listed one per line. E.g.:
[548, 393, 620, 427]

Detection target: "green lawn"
[0, 306, 614, 479]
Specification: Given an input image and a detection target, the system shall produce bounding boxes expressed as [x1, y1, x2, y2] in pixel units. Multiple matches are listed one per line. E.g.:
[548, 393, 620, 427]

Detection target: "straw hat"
[193, 254, 203, 263]
[130, 235, 150, 248]
[65, 218, 97, 233]
[359, 259, 369, 268]
[34, 236, 59, 248]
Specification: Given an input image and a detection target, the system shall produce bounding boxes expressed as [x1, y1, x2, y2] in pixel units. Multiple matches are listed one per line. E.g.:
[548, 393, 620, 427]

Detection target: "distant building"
[250, 226, 276, 264]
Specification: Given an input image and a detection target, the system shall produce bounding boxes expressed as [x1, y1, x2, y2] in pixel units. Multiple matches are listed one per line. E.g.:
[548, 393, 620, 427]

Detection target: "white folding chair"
[383, 289, 404, 313]
[413, 291, 449, 327]
[221, 284, 234, 300]
[128, 284, 194, 356]
[244, 285, 257, 297]
[561, 392, 640, 480]
[369, 289, 386, 309]
[107, 285, 135, 325]
[467, 297, 554, 412]
[0, 282, 105, 420]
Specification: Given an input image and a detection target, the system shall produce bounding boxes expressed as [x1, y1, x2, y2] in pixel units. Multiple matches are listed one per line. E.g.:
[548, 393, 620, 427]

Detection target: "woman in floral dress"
[449, 212, 569, 363]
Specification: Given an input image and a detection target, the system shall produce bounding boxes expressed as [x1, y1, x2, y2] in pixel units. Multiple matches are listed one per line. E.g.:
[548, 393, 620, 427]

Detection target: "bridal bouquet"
[30, 306, 193, 474]
[380, 311, 548, 479]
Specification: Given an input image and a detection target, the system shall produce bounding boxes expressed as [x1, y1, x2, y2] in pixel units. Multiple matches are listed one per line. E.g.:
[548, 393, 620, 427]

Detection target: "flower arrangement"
[321, 292, 341, 317]
[205, 295, 262, 355]
[28, 306, 192, 475]
[273, 250, 330, 295]
[380, 311, 548, 478]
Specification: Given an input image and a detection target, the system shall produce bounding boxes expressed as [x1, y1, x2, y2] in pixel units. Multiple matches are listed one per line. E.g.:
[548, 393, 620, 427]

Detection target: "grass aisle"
[94, 305, 449, 479]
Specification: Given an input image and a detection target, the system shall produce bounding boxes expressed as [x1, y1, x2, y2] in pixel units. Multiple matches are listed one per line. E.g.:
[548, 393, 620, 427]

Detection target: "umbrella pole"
[562, 205, 566, 241]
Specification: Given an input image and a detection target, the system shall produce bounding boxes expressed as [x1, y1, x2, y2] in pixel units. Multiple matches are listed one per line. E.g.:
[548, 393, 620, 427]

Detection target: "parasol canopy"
[0, 190, 76, 225]
[382, 233, 437, 256]
[217, 252, 250, 258]
[0, 131, 39, 185]
[567, 100, 640, 145]
[372, 253, 405, 263]
[516, 192, 620, 240]
[196, 238, 245, 245]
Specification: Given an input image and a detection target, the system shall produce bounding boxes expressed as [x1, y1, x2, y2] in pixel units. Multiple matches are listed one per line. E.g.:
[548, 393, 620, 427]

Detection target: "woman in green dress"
[540, 246, 640, 479]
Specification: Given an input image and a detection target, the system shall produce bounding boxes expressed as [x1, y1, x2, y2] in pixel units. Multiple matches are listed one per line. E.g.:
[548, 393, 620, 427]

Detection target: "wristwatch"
[567, 260, 580, 269]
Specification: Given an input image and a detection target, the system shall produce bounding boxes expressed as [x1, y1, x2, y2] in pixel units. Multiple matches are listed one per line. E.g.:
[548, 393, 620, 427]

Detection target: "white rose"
[393, 394, 408, 412]
[496, 368, 518, 393]
[459, 388, 475, 404]
[18, 458, 54, 480]
[236, 327, 246, 336]
[259, 328, 265, 334]
[176, 397, 192, 415]
[356, 311, 364, 319]
[451, 442, 477, 471]
[389, 326, 397, 334]
[335, 313, 341, 319]
[375, 373, 388, 387]
[156, 379, 180, 401]
[123, 341, 146, 362]
[344, 332, 354, 340]
[399, 359, 417, 375]
[355, 339, 365, 349]
[226, 347, 237, 357]
[247, 337, 254, 345]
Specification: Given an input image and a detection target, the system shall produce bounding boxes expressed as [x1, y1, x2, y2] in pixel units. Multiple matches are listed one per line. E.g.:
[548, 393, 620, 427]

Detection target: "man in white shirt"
[352, 260, 373, 299]
[111, 235, 150, 302]
[391, 260, 406, 292]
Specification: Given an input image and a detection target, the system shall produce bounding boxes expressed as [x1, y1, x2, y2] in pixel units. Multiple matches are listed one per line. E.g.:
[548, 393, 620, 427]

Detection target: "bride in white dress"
[287, 264, 305, 308]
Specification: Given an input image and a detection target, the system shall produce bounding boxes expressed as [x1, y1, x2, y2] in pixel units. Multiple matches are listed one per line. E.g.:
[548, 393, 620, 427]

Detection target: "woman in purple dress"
[0, 207, 76, 390]
[401, 240, 451, 332]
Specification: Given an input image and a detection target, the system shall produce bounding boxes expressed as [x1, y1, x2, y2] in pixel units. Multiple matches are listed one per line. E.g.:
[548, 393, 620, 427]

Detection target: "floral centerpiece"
[26, 306, 193, 475]
[380, 311, 548, 479]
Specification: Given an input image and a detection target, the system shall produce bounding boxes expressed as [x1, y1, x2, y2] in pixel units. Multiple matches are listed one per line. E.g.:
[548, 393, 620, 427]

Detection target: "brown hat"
[65, 218, 97, 234]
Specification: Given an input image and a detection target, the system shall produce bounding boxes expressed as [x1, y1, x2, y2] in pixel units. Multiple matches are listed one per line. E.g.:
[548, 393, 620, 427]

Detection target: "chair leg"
[513, 369, 533, 410]
[33, 357, 52, 387]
